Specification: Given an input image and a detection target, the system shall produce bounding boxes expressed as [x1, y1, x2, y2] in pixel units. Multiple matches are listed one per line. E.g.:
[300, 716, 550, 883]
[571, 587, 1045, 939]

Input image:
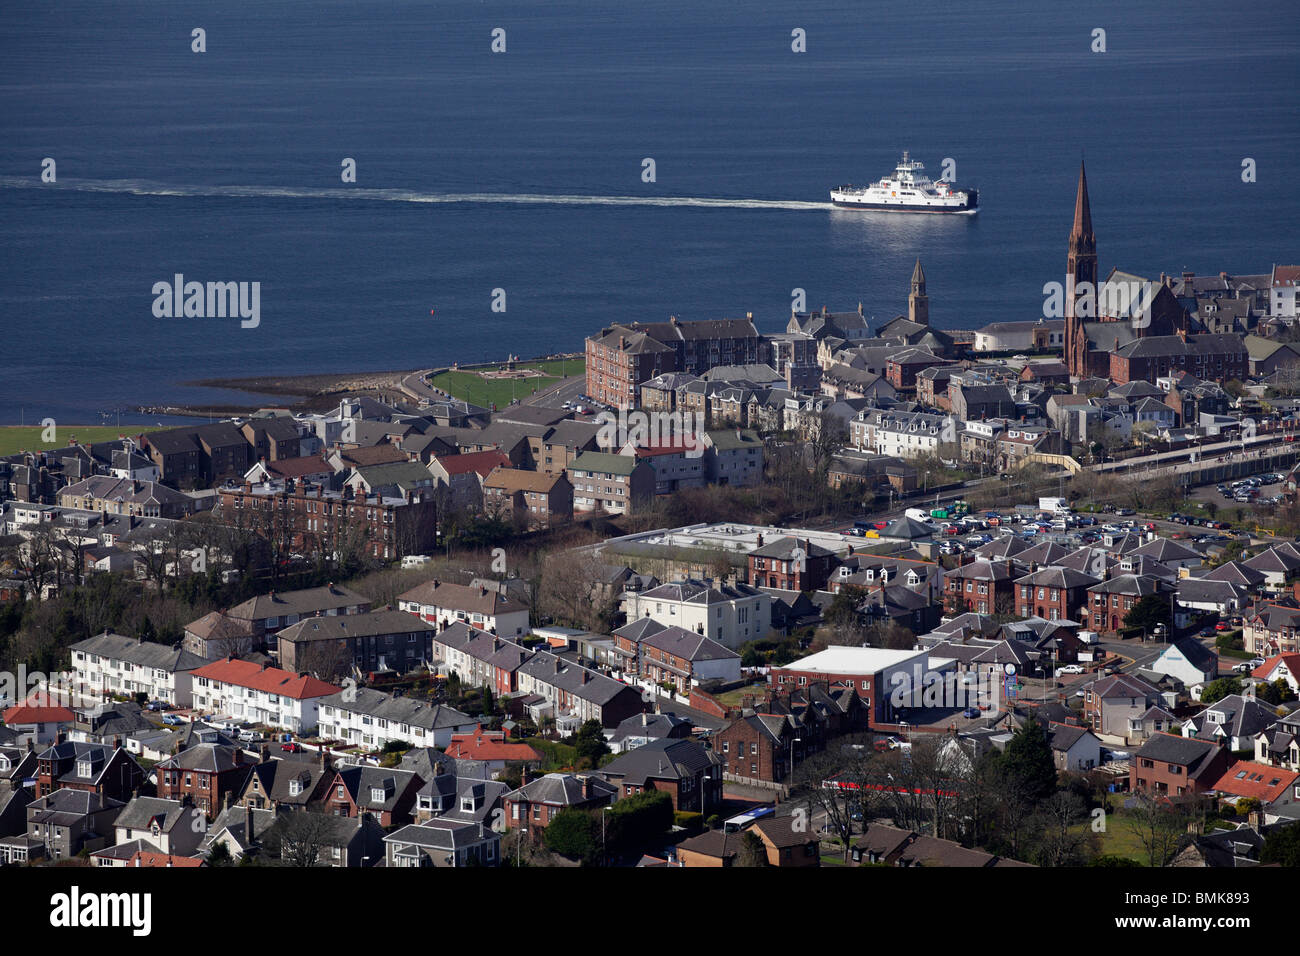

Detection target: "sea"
[1, 0, 1297, 425]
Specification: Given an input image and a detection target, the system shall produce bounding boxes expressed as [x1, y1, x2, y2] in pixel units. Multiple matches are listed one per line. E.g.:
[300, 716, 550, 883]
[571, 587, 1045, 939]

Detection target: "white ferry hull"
[830, 188, 979, 213]
[830, 152, 979, 214]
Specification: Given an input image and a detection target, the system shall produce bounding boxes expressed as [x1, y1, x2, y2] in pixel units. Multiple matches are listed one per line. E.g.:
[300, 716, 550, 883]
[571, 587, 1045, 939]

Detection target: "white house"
[620, 579, 770, 649]
[1048, 723, 1104, 773]
[316, 687, 476, 751]
[1149, 637, 1218, 688]
[70, 632, 208, 707]
[189, 658, 339, 733]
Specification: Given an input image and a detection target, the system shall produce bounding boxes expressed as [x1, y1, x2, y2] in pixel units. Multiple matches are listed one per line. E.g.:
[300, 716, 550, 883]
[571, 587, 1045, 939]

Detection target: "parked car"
[161, 715, 184, 726]
[962, 707, 980, 719]
[1058, 664, 1085, 675]
[1249, 658, 1267, 668]
[1232, 662, 1252, 673]
[282, 742, 305, 753]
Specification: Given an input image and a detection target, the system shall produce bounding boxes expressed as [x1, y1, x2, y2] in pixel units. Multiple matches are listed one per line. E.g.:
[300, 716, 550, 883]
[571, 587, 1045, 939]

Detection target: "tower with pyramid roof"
[908, 258, 929, 327]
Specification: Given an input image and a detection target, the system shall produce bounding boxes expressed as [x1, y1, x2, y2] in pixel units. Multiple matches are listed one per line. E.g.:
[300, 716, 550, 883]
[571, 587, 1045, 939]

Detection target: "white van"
[904, 507, 932, 523]
[401, 554, 432, 569]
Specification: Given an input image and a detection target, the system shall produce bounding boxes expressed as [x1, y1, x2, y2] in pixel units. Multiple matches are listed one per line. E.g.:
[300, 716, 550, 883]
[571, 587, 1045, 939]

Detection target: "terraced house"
[70, 631, 208, 707]
[189, 658, 340, 733]
[316, 687, 476, 750]
[57, 475, 197, 519]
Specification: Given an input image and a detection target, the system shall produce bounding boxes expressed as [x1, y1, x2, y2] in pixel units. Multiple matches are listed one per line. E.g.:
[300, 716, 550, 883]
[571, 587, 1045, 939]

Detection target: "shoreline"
[150, 353, 584, 419]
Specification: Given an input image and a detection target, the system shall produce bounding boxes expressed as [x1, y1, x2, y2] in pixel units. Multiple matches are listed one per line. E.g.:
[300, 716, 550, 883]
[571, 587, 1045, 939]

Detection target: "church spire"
[1066, 161, 1098, 379]
[1071, 161, 1094, 248]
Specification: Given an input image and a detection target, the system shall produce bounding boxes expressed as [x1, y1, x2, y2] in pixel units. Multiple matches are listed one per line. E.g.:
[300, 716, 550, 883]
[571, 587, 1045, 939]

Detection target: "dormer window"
[77, 759, 93, 778]
[288, 779, 303, 797]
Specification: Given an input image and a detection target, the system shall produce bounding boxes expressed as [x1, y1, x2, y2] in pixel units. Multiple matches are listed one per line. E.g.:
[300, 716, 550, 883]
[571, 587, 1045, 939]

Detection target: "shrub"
[674, 811, 704, 835]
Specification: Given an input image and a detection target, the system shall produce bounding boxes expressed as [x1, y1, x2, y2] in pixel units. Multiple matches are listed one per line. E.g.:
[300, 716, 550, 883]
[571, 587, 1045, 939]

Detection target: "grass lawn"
[0, 425, 164, 457]
[711, 683, 769, 708]
[427, 358, 584, 410]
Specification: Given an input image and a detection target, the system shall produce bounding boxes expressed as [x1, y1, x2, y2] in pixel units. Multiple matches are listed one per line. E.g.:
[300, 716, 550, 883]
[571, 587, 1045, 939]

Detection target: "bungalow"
[598, 737, 722, 813]
[503, 772, 618, 834]
[1183, 694, 1279, 751]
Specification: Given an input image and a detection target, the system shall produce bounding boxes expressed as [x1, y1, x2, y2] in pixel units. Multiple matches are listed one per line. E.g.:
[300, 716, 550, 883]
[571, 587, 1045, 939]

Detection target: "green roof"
[569, 452, 640, 476]
[705, 428, 761, 451]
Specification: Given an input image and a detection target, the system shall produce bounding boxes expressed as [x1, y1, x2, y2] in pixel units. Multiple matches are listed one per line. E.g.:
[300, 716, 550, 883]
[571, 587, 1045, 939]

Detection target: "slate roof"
[600, 737, 720, 785]
[71, 632, 207, 673]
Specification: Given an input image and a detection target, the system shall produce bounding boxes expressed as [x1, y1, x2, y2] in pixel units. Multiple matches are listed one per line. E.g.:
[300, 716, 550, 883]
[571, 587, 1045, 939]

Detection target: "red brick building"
[944, 558, 1024, 615]
[749, 535, 838, 592]
[34, 741, 144, 801]
[217, 478, 438, 561]
[1130, 733, 1233, 798]
[1014, 567, 1100, 623]
[155, 744, 256, 819]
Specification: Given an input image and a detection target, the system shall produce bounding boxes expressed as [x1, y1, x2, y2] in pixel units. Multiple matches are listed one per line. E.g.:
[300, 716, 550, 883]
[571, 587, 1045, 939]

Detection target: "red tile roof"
[434, 451, 512, 478]
[1211, 761, 1299, 803]
[2, 704, 75, 725]
[190, 658, 340, 699]
[129, 850, 204, 868]
[446, 725, 540, 762]
[1253, 653, 1300, 682]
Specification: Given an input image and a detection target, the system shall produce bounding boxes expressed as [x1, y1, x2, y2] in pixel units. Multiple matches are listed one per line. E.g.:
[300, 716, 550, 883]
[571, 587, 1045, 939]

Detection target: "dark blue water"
[2, 0, 1297, 424]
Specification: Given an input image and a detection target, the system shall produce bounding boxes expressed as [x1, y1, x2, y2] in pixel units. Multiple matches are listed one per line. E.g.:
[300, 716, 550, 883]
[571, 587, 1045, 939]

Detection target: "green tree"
[1200, 676, 1243, 705]
[207, 841, 233, 867]
[543, 809, 601, 865]
[605, 790, 674, 858]
[1124, 594, 1171, 633]
[574, 719, 610, 766]
[993, 716, 1058, 806]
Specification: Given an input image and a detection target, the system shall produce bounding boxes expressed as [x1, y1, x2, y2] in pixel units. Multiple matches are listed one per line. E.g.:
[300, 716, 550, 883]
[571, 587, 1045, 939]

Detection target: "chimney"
[582, 671, 590, 684]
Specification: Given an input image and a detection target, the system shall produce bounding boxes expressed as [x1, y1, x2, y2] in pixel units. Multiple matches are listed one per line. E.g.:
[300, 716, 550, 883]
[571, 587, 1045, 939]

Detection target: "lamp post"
[602, 805, 612, 867]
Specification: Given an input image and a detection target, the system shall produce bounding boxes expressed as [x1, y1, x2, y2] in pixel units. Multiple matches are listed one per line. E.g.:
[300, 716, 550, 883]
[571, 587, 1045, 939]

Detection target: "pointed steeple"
[911, 257, 926, 286]
[1070, 161, 1094, 247]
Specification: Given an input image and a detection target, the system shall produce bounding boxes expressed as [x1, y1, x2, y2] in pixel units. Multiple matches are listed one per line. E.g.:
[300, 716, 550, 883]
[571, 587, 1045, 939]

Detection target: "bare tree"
[538, 549, 616, 632]
[1125, 791, 1188, 868]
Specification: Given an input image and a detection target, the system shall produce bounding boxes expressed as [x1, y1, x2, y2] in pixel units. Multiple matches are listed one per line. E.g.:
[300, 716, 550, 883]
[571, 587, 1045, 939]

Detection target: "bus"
[723, 806, 775, 833]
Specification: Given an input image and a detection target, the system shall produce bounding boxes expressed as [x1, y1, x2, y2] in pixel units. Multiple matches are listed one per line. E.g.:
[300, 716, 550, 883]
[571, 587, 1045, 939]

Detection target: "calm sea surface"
[1, 0, 1297, 423]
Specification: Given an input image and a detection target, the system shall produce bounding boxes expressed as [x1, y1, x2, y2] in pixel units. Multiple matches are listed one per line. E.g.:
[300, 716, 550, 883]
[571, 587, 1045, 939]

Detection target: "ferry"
[831, 152, 978, 213]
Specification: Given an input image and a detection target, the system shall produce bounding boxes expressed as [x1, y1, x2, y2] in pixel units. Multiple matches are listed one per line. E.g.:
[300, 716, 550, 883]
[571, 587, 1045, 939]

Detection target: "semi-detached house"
[398, 579, 531, 637]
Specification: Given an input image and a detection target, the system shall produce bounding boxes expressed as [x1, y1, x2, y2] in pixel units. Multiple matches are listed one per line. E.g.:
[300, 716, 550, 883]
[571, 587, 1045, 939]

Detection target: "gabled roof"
[599, 737, 719, 785]
[189, 659, 340, 700]
[71, 632, 207, 673]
